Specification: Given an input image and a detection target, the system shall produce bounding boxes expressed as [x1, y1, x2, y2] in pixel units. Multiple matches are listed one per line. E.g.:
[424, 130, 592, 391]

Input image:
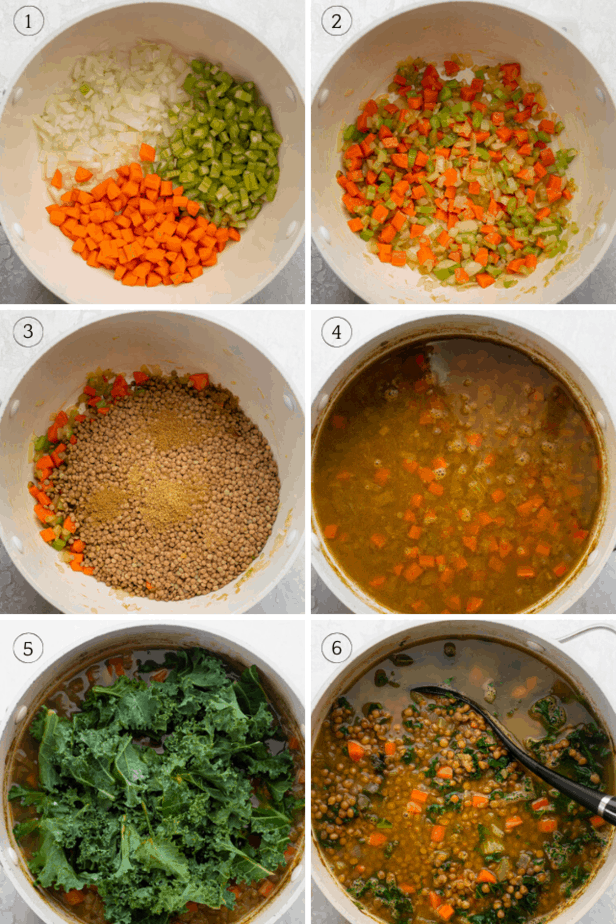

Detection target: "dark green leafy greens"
[9, 650, 302, 924]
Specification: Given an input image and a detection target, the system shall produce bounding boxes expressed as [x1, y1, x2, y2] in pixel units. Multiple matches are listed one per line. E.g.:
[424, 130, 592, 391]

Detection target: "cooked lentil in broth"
[9, 648, 304, 924]
[312, 337, 602, 614]
[312, 637, 613, 924]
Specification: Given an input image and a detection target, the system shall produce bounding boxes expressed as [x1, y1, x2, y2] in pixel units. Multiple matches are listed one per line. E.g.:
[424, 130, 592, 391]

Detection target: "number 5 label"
[13, 633, 44, 664]
[321, 6, 352, 36]
[321, 632, 352, 663]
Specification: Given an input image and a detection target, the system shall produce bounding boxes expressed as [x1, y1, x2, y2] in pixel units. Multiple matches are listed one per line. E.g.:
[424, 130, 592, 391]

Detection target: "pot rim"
[311, 309, 616, 614]
[0, 309, 305, 615]
[0, 0, 305, 306]
[310, 617, 616, 924]
[0, 618, 305, 924]
[310, 0, 616, 305]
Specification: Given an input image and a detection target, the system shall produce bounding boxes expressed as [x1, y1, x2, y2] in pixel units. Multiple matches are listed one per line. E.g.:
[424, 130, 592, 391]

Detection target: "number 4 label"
[321, 632, 352, 663]
[321, 316, 352, 348]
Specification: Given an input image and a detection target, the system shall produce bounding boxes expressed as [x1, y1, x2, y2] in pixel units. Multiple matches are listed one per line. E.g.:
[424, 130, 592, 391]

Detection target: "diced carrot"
[347, 741, 365, 762]
[491, 488, 505, 503]
[538, 817, 558, 833]
[431, 825, 446, 843]
[370, 533, 387, 549]
[531, 797, 550, 811]
[39, 527, 56, 542]
[411, 789, 428, 804]
[437, 905, 454, 921]
[436, 766, 453, 779]
[590, 815, 605, 828]
[465, 597, 483, 613]
[368, 832, 388, 847]
[323, 524, 338, 540]
[505, 815, 523, 831]
[476, 869, 497, 884]
[75, 166, 93, 183]
[473, 795, 489, 809]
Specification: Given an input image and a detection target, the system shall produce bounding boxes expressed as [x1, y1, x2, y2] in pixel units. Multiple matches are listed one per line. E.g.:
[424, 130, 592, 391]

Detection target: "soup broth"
[312, 337, 602, 614]
[312, 636, 613, 924]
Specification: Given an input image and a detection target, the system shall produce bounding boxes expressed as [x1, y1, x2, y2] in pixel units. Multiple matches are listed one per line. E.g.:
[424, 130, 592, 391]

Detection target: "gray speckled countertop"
[311, 618, 616, 924]
[310, 0, 616, 304]
[311, 308, 616, 614]
[0, 0, 305, 304]
[0, 308, 305, 614]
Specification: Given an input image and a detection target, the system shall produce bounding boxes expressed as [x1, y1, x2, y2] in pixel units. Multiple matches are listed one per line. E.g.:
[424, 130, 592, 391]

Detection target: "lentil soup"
[312, 337, 602, 614]
[312, 636, 613, 924]
[8, 647, 304, 924]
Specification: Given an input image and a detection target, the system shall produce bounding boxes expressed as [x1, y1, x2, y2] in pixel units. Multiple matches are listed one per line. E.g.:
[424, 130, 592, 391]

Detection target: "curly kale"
[9, 650, 302, 924]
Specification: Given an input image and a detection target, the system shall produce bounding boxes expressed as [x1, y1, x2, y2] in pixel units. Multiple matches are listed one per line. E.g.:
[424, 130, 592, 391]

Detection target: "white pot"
[312, 619, 616, 924]
[311, 311, 616, 613]
[0, 0, 304, 304]
[0, 621, 305, 924]
[0, 310, 304, 614]
[311, 0, 616, 304]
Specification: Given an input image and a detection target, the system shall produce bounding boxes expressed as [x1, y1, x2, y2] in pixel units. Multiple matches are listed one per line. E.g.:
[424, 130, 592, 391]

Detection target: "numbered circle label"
[322, 632, 352, 663]
[321, 6, 352, 36]
[322, 316, 352, 348]
[13, 633, 44, 664]
[13, 6, 44, 35]
[13, 316, 43, 347]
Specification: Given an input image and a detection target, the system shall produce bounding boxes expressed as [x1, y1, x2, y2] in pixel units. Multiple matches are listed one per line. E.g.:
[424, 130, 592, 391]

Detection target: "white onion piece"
[36, 41, 190, 195]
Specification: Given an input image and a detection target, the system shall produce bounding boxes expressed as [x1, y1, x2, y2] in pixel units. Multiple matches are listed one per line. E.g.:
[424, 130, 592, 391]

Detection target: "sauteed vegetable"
[339, 58, 577, 290]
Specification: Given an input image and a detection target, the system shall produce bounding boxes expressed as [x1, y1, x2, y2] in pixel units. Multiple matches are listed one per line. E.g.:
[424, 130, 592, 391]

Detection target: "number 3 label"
[322, 632, 352, 663]
[13, 316, 44, 347]
[13, 633, 44, 664]
[321, 6, 352, 36]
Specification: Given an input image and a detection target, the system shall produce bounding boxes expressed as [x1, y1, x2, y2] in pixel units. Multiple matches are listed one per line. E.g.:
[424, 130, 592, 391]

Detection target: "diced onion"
[36, 41, 190, 192]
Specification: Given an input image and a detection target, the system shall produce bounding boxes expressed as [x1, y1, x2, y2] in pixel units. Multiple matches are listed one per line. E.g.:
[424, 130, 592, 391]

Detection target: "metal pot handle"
[558, 624, 616, 644]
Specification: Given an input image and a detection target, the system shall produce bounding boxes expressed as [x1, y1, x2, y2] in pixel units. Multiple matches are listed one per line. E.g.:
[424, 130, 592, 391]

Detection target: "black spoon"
[410, 683, 616, 826]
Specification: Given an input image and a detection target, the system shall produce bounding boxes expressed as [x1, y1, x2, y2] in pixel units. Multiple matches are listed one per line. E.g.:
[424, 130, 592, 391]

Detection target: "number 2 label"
[321, 6, 352, 36]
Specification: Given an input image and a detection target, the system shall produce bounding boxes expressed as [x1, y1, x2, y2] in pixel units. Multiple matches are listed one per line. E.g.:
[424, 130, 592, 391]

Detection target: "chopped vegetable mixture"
[39, 45, 282, 286]
[339, 57, 578, 289]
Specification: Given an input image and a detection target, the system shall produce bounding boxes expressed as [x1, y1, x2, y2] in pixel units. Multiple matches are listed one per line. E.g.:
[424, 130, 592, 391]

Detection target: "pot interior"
[311, 313, 616, 614]
[0, 311, 304, 614]
[312, 619, 616, 924]
[0, 1, 304, 304]
[1, 623, 305, 924]
[312, 0, 616, 304]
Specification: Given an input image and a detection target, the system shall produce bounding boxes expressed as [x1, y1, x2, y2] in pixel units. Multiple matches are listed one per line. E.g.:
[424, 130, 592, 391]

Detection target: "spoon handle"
[412, 684, 616, 824]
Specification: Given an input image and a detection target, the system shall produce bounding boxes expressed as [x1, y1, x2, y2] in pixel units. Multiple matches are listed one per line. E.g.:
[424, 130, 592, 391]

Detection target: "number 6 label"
[13, 633, 44, 664]
[321, 6, 352, 36]
[321, 632, 352, 663]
